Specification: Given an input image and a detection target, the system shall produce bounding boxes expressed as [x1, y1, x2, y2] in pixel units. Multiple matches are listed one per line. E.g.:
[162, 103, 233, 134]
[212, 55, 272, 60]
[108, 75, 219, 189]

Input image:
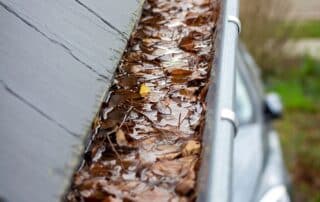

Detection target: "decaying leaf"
[179, 35, 196, 52]
[151, 159, 184, 177]
[182, 140, 201, 156]
[157, 152, 181, 160]
[89, 163, 108, 177]
[169, 68, 193, 76]
[175, 176, 195, 195]
[180, 88, 197, 99]
[185, 13, 212, 26]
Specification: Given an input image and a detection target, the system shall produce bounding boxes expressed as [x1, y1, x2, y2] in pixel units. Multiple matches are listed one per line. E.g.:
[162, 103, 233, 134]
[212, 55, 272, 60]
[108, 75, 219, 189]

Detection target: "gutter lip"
[197, 0, 240, 201]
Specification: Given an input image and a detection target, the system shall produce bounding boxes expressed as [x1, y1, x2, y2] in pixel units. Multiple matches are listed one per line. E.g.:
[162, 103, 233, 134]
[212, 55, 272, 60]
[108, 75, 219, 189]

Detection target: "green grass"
[267, 56, 320, 202]
[270, 81, 315, 111]
[267, 56, 320, 112]
[279, 20, 320, 39]
[275, 111, 320, 202]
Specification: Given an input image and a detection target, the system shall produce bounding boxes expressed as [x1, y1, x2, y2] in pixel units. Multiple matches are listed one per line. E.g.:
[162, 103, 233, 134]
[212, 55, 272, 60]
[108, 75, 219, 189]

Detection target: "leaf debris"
[66, 0, 219, 201]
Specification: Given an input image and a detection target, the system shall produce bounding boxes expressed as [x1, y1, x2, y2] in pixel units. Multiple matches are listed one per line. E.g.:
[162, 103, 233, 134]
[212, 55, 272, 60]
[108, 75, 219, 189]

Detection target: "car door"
[232, 46, 266, 202]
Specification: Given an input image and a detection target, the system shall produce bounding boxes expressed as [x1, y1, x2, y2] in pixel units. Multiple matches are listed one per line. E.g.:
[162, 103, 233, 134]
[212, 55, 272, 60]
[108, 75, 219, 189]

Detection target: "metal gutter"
[198, 0, 240, 201]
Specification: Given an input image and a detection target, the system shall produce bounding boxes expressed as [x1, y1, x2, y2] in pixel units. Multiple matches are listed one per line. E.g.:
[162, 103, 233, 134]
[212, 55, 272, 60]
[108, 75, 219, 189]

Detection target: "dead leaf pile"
[66, 0, 220, 201]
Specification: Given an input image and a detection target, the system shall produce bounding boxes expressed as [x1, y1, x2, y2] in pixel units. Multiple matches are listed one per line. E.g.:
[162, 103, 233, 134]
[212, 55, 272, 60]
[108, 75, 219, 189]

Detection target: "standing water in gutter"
[66, 0, 220, 201]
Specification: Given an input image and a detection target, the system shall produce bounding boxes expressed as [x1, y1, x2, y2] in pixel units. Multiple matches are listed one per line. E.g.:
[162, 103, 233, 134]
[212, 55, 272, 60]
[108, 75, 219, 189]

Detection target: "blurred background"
[240, 0, 320, 201]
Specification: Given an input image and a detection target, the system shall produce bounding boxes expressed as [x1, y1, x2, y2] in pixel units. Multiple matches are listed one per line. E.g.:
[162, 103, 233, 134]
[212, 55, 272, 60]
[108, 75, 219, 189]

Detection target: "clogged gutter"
[66, 0, 220, 201]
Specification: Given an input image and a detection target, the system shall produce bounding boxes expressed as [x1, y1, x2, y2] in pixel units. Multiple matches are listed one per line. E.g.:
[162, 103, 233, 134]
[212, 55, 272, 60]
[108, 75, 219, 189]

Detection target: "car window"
[235, 72, 254, 125]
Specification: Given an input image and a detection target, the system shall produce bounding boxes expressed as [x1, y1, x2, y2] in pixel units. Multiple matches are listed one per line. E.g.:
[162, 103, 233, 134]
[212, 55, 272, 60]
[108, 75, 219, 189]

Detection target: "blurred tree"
[240, 0, 292, 76]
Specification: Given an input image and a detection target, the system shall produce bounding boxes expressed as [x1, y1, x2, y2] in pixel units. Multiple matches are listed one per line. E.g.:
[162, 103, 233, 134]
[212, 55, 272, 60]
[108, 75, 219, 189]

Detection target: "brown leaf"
[141, 14, 165, 26]
[169, 68, 193, 76]
[171, 76, 189, 84]
[100, 119, 118, 130]
[117, 75, 138, 89]
[182, 140, 201, 156]
[185, 13, 212, 26]
[152, 160, 183, 177]
[89, 163, 108, 177]
[175, 177, 195, 195]
[124, 51, 144, 64]
[134, 187, 172, 201]
[188, 30, 205, 40]
[180, 88, 197, 97]
[179, 36, 195, 52]
[142, 38, 160, 47]
[155, 144, 182, 160]
[157, 152, 181, 160]
[73, 171, 90, 186]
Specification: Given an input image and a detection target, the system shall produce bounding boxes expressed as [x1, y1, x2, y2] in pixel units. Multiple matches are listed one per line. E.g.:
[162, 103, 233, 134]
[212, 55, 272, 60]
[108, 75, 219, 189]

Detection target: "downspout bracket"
[220, 108, 239, 137]
[228, 16, 241, 34]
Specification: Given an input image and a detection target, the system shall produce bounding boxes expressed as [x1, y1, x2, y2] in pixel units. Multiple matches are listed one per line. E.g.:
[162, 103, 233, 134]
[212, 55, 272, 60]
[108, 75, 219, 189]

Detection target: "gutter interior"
[66, 0, 220, 201]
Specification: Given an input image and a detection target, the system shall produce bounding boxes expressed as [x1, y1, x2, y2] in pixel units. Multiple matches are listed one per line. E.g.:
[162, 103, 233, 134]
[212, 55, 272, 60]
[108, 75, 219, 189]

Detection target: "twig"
[106, 106, 133, 170]
[119, 106, 133, 129]
[178, 113, 182, 129]
[106, 133, 125, 169]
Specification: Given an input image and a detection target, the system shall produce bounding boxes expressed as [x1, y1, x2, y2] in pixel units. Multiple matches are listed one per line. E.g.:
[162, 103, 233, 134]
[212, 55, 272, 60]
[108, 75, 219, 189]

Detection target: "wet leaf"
[89, 163, 108, 177]
[185, 13, 212, 26]
[180, 88, 197, 98]
[189, 30, 205, 40]
[117, 75, 138, 89]
[134, 187, 172, 201]
[179, 35, 196, 52]
[155, 144, 182, 160]
[175, 177, 195, 195]
[100, 119, 118, 130]
[169, 68, 193, 76]
[141, 14, 165, 26]
[151, 160, 183, 177]
[157, 152, 181, 160]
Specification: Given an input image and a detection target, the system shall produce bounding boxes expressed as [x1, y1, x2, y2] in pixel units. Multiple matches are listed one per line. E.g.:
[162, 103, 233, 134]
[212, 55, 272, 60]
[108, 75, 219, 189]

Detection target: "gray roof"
[0, 0, 143, 201]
